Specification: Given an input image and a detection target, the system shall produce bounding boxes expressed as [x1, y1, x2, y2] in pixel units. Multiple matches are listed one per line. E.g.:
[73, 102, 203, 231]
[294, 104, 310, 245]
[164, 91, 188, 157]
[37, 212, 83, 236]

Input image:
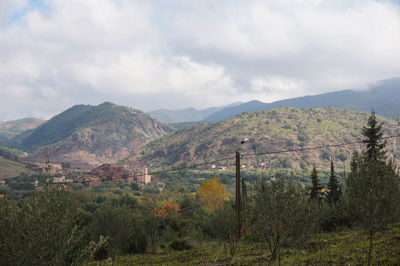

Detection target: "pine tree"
[361, 110, 386, 162]
[310, 166, 323, 201]
[346, 111, 400, 265]
[327, 159, 341, 204]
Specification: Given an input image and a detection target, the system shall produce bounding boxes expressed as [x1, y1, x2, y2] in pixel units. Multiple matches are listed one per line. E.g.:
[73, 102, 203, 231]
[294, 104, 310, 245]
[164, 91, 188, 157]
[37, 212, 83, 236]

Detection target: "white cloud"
[0, 0, 399, 120]
[0, 0, 28, 23]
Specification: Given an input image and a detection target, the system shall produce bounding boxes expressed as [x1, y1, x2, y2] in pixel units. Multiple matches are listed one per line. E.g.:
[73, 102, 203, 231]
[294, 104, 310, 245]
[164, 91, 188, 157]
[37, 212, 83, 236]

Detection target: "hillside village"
[0, 163, 166, 191]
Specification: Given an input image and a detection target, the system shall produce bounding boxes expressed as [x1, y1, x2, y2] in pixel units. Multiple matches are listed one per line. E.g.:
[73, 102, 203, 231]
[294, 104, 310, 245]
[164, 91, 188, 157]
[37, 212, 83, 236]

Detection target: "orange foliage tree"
[152, 201, 179, 216]
[198, 177, 229, 212]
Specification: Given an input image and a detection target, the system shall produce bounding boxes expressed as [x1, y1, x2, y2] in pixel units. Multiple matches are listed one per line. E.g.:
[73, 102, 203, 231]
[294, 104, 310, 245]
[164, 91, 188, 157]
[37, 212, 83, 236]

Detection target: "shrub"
[168, 238, 192, 251]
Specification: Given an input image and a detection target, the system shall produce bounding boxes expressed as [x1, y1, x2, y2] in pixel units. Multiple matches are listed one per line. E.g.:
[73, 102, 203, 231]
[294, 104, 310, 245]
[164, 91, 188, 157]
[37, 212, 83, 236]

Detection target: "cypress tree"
[310, 166, 323, 201]
[327, 159, 341, 204]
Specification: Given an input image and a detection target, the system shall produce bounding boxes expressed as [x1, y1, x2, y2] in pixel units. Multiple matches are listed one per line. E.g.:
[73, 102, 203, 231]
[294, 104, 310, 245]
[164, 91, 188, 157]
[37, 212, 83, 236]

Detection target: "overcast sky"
[0, 0, 400, 120]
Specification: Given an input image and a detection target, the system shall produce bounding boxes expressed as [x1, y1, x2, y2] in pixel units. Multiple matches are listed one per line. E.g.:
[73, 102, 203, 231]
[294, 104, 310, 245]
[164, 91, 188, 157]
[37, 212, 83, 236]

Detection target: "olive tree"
[251, 177, 317, 265]
[0, 189, 88, 266]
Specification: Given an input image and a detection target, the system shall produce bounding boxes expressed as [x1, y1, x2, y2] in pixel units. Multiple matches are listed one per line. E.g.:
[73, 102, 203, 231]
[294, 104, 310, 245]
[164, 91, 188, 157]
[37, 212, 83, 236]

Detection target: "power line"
[146, 156, 235, 176]
[136, 134, 400, 177]
[241, 134, 400, 157]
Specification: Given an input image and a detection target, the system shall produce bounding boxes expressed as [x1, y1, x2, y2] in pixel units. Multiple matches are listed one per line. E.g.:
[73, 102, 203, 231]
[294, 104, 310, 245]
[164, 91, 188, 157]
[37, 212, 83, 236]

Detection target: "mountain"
[16, 102, 174, 169]
[147, 102, 242, 123]
[203, 77, 400, 122]
[168, 121, 206, 129]
[0, 118, 45, 145]
[0, 118, 45, 133]
[124, 107, 400, 171]
[203, 100, 270, 122]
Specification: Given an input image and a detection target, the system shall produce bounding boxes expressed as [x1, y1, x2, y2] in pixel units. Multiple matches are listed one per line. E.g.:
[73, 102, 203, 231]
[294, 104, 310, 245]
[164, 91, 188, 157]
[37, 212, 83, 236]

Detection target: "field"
[88, 224, 400, 265]
[0, 157, 35, 178]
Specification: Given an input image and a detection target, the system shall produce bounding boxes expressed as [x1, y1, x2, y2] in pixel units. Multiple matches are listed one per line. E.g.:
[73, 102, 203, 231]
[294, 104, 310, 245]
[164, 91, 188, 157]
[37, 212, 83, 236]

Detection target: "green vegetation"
[0, 110, 399, 265]
[0, 146, 24, 161]
[0, 118, 44, 141]
[326, 159, 341, 204]
[91, 225, 400, 265]
[19, 102, 173, 151]
[309, 166, 324, 201]
[0, 145, 35, 179]
[168, 121, 205, 129]
[0, 157, 35, 178]
[252, 177, 317, 264]
[127, 107, 400, 172]
[13, 102, 174, 169]
[346, 111, 400, 265]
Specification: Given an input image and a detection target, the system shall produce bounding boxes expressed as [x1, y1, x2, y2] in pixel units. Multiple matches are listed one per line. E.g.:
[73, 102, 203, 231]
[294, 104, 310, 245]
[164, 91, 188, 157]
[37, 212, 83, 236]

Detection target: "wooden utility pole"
[235, 151, 241, 242]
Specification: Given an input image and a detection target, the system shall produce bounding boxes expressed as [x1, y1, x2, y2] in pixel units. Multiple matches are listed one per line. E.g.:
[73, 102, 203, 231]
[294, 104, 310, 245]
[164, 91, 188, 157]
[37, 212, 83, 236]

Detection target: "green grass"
[88, 224, 400, 265]
[0, 157, 35, 178]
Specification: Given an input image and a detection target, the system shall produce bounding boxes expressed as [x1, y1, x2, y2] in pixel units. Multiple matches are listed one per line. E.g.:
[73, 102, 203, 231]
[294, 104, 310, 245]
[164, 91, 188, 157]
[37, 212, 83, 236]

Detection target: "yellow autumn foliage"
[198, 177, 229, 212]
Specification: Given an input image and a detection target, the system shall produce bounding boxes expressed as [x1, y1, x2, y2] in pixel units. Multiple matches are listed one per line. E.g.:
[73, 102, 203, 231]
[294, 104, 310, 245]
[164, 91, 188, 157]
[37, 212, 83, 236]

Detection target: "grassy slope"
[126, 107, 400, 171]
[0, 157, 35, 178]
[91, 224, 400, 265]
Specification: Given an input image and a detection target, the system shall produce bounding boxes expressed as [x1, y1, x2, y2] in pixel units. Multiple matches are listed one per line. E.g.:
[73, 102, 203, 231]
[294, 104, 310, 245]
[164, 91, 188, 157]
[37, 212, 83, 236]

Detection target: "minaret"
[143, 166, 148, 176]
[140, 166, 151, 184]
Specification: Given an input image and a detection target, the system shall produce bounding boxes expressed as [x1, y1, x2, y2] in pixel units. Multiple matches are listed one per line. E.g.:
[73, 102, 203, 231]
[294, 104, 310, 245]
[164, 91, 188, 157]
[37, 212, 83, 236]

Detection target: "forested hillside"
[125, 107, 400, 171]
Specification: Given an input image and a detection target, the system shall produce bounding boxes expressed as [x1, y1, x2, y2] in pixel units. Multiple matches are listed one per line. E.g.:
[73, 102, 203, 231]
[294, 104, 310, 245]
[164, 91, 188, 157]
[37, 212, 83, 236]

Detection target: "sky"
[0, 0, 400, 120]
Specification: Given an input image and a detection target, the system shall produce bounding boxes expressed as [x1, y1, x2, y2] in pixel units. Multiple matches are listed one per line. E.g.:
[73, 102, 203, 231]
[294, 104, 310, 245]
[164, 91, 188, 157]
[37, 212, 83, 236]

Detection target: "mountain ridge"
[203, 77, 400, 122]
[124, 107, 400, 171]
[16, 102, 174, 169]
[147, 102, 242, 123]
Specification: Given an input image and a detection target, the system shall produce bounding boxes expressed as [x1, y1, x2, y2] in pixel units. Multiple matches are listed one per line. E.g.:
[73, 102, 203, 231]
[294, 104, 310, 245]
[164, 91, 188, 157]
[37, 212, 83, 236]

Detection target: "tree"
[251, 177, 317, 265]
[326, 159, 341, 204]
[210, 201, 237, 262]
[361, 111, 386, 162]
[90, 201, 147, 256]
[0, 189, 88, 265]
[198, 177, 229, 212]
[152, 201, 179, 217]
[346, 112, 400, 265]
[309, 166, 323, 201]
[143, 212, 162, 252]
[321, 160, 345, 232]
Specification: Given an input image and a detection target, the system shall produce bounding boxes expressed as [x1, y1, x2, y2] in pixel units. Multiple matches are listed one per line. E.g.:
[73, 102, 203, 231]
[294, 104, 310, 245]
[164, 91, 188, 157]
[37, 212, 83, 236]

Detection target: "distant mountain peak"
[98, 101, 116, 107]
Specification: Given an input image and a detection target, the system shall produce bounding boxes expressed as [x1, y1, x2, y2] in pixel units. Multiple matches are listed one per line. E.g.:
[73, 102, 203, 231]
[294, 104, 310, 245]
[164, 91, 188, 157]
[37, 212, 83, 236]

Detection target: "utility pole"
[235, 151, 241, 242]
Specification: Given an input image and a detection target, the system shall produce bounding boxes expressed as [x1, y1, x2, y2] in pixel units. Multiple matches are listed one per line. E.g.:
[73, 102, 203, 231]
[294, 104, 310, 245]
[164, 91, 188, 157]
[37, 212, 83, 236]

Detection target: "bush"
[321, 151, 331, 160]
[90, 202, 147, 256]
[168, 238, 192, 251]
[0, 189, 89, 265]
[336, 151, 348, 162]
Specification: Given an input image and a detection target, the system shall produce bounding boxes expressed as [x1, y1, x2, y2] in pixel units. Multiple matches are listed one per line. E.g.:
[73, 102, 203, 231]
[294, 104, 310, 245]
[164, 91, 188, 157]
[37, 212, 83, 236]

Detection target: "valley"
[1, 96, 400, 266]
